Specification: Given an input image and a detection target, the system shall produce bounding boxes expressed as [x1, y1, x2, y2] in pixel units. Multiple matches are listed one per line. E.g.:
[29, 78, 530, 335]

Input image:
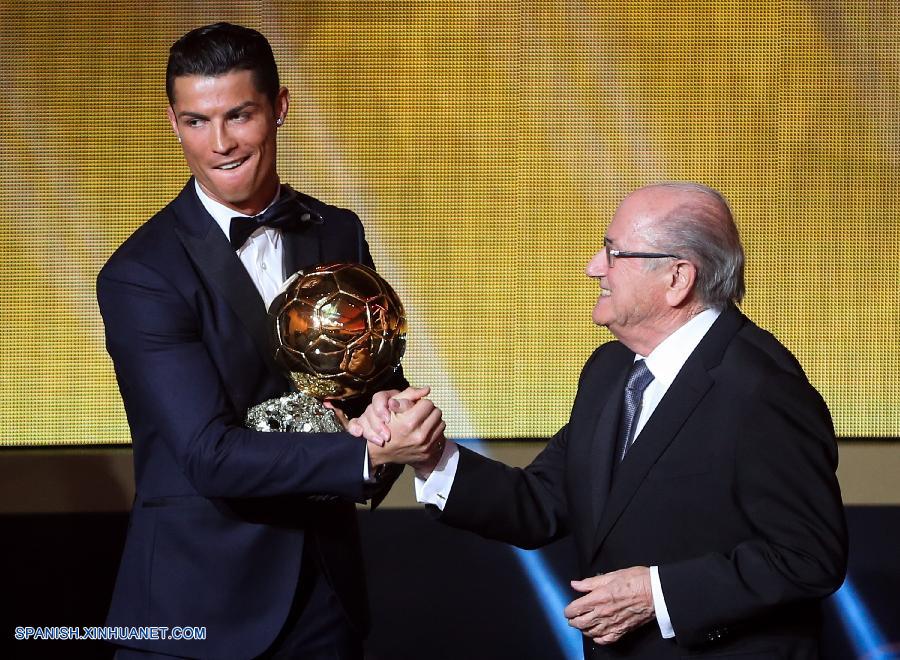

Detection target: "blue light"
[513, 547, 585, 659]
[457, 438, 583, 659]
[456, 438, 490, 457]
[832, 577, 890, 659]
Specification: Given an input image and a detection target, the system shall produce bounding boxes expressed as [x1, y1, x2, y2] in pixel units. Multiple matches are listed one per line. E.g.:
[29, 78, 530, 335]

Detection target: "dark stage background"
[4, 507, 899, 659]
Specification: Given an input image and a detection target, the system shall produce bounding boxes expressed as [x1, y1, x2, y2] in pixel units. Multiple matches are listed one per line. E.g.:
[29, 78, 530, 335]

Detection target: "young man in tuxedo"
[98, 23, 442, 659]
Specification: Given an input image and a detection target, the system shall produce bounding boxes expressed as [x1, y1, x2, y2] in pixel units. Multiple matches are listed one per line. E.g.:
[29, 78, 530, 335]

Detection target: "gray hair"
[644, 182, 745, 306]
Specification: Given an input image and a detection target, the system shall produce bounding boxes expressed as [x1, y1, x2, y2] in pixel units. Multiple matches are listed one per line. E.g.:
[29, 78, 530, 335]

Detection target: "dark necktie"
[228, 184, 323, 250]
[618, 359, 655, 461]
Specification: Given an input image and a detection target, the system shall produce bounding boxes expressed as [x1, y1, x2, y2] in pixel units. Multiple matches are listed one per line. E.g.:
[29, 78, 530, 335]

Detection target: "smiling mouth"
[215, 157, 248, 171]
[600, 287, 611, 297]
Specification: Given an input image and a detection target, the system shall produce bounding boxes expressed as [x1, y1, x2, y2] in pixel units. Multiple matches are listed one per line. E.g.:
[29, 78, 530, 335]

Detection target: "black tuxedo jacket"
[438, 305, 847, 659]
[97, 180, 404, 658]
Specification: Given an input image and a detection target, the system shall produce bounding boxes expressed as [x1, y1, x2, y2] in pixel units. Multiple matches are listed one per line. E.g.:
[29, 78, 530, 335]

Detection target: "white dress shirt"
[415, 307, 722, 640]
[197, 182, 373, 480]
[196, 180, 286, 309]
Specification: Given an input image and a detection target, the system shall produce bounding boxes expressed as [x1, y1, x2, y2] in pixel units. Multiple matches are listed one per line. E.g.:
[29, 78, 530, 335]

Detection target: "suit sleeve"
[97, 258, 368, 502]
[658, 370, 848, 647]
[432, 349, 607, 548]
[435, 433, 570, 549]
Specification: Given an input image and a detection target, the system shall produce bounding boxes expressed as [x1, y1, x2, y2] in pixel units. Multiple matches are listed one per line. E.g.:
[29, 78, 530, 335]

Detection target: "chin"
[222, 190, 254, 205]
[212, 184, 256, 207]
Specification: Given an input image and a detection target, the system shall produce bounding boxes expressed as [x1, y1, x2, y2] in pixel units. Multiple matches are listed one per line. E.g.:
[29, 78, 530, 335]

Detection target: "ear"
[664, 260, 696, 307]
[166, 106, 181, 143]
[274, 86, 290, 126]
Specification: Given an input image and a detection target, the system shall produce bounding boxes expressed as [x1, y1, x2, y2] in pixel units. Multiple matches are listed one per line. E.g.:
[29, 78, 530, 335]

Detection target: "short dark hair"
[166, 22, 280, 106]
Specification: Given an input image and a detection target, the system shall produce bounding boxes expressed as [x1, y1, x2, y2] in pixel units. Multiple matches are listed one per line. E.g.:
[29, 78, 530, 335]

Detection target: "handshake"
[330, 386, 446, 478]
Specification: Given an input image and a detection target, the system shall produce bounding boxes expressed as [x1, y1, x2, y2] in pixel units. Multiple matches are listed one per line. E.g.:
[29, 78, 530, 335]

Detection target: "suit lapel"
[282, 222, 322, 278]
[591, 359, 713, 554]
[587, 352, 632, 532]
[171, 180, 282, 380]
[590, 305, 747, 556]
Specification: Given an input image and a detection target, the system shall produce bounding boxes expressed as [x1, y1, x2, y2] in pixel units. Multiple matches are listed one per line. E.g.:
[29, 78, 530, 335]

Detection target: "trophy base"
[245, 391, 343, 433]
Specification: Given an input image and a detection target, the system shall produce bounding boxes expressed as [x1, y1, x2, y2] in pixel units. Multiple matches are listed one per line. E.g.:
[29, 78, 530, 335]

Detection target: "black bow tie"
[228, 184, 322, 250]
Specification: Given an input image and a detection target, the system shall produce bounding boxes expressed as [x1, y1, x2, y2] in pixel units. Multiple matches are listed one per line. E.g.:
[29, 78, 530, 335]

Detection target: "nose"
[585, 249, 607, 278]
[210, 120, 237, 154]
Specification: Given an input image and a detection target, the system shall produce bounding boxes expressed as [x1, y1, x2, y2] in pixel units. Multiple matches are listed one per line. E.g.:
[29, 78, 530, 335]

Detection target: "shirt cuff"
[413, 441, 459, 510]
[650, 565, 675, 638]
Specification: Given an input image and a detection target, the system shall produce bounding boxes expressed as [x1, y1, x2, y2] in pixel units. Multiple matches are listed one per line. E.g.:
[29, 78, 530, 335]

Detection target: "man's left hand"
[564, 566, 655, 645]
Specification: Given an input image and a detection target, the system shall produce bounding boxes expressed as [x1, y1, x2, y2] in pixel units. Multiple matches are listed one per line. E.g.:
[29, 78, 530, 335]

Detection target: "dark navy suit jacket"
[438, 305, 848, 659]
[97, 180, 403, 658]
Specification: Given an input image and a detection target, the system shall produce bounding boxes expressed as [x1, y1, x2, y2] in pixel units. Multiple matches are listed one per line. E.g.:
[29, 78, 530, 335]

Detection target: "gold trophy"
[245, 263, 407, 433]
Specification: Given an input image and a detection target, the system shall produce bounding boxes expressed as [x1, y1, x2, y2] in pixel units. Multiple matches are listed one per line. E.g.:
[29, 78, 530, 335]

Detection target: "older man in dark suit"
[371, 182, 847, 658]
[98, 23, 441, 660]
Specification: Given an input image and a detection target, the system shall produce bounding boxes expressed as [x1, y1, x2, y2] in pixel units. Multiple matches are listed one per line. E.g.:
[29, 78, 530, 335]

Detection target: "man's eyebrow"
[224, 101, 258, 116]
[176, 101, 259, 120]
[177, 110, 209, 120]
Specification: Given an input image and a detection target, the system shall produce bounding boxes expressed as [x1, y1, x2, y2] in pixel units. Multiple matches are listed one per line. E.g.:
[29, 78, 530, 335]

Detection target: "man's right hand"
[367, 396, 446, 477]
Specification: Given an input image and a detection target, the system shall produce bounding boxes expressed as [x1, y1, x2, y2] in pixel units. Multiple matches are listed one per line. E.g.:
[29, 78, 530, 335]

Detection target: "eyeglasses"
[604, 238, 681, 268]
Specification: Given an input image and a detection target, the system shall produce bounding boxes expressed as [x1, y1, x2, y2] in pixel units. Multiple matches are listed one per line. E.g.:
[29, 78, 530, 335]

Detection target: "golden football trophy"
[245, 263, 407, 433]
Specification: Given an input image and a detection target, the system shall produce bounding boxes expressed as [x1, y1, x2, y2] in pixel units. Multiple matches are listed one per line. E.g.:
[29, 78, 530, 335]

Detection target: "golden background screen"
[1, 1, 897, 445]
